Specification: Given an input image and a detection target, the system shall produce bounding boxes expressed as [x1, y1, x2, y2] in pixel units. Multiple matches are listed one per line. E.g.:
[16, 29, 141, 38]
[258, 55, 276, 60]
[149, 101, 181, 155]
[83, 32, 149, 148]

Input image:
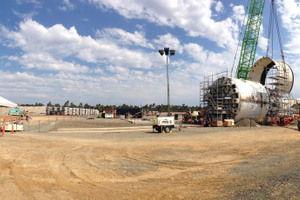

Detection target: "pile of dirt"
[234, 118, 259, 127]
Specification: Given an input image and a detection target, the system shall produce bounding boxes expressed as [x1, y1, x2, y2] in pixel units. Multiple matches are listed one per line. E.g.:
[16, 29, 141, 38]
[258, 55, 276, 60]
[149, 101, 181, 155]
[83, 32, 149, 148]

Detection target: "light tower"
[158, 47, 175, 116]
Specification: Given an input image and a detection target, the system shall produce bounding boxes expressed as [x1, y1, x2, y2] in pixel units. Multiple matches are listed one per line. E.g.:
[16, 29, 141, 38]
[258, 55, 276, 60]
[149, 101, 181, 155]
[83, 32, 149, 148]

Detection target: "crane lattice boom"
[236, 0, 265, 79]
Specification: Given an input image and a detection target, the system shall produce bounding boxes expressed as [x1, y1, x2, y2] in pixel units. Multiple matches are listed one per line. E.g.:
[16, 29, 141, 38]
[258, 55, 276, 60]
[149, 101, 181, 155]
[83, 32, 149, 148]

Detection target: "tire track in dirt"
[1, 123, 299, 199]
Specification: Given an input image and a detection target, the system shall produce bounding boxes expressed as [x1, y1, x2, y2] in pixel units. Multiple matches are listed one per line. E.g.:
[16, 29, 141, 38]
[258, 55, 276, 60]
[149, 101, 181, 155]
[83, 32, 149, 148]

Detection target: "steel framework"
[236, 0, 265, 79]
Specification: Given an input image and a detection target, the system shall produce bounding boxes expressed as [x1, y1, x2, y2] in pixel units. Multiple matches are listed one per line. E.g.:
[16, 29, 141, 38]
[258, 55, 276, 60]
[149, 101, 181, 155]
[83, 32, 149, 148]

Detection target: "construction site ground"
[0, 116, 299, 199]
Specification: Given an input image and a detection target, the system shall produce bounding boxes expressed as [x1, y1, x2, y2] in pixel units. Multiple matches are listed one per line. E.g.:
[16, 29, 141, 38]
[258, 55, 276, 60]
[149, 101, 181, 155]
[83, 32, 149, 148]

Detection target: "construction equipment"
[200, 0, 296, 125]
[270, 116, 294, 126]
[268, 115, 300, 127]
[203, 76, 270, 122]
[153, 116, 174, 133]
[236, 0, 265, 79]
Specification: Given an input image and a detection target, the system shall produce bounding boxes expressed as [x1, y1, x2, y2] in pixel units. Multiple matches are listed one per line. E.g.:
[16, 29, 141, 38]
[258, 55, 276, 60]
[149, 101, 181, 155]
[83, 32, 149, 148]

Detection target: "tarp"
[0, 96, 17, 108]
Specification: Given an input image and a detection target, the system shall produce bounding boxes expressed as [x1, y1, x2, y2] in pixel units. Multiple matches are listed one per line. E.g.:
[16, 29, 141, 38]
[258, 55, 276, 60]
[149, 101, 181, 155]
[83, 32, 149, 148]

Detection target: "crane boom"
[236, 0, 265, 79]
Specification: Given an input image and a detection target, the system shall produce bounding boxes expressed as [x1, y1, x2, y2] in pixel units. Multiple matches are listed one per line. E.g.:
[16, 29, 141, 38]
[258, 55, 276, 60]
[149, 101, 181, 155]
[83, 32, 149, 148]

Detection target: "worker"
[279, 117, 284, 125]
[298, 120, 300, 131]
[26, 112, 29, 121]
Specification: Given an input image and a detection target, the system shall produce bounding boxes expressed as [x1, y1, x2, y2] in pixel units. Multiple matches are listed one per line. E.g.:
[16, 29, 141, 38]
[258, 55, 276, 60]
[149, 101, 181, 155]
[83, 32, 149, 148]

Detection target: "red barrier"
[2, 119, 5, 136]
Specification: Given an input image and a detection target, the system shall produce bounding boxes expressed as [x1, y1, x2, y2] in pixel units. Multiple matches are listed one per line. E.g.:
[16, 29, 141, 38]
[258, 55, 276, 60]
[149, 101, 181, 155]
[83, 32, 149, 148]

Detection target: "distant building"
[104, 109, 116, 118]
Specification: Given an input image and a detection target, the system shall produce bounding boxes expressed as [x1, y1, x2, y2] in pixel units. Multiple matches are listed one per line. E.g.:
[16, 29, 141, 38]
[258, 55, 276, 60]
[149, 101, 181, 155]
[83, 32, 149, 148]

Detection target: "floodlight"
[164, 47, 169, 55]
[170, 50, 175, 56]
[158, 49, 164, 56]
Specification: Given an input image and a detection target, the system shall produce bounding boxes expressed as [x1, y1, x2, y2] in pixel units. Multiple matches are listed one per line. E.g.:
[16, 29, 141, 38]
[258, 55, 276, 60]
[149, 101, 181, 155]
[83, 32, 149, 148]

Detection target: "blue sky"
[0, 0, 299, 106]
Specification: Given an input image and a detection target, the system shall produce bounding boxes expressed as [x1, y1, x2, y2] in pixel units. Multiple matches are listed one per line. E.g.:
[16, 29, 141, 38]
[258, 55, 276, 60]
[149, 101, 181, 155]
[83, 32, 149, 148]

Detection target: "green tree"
[95, 104, 103, 111]
[63, 100, 70, 107]
[70, 102, 77, 108]
[84, 103, 91, 108]
[47, 101, 53, 107]
[54, 103, 61, 107]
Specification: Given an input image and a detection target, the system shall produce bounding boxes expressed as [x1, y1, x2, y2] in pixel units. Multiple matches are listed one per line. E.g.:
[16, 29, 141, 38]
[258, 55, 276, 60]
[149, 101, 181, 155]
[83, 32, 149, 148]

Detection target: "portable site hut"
[62, 107, 70, 115]
[104, 109, 116, 118]
[92, 109, 99, 116]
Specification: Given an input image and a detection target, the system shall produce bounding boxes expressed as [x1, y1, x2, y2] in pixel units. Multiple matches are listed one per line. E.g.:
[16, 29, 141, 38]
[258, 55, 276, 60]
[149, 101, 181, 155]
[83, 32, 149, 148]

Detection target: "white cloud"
[16, 0, 42, 8]
[277, 0, 300, 54]
[0, 19, 155, 71]
[94, 67, 103, 74]
[85, 0, 244, 49]
[8, 53, 89, 72]
[184, 43, 208, 63]
[153, 33, 183, 54]
[183, 42, 234, 75]
[12, 9, 37, 19]
[59, 0, 75, 11]
[215, 1, 224, 13]
[1, 20, 194, 104]
[107, 65, 129, 74]
[96, 28, 154, 49]
[257, 25, 268, 53]
[275, 0, 300, 98]
[231, 5, 245, 22]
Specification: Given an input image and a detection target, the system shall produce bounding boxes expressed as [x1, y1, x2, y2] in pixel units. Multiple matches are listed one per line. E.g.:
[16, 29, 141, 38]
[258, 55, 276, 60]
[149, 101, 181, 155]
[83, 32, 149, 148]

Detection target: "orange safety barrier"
[2, 119, 5, 136]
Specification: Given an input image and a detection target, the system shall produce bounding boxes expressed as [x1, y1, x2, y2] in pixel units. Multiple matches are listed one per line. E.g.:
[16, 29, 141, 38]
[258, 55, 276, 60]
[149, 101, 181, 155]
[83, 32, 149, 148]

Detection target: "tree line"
[20, 101, 201, 112]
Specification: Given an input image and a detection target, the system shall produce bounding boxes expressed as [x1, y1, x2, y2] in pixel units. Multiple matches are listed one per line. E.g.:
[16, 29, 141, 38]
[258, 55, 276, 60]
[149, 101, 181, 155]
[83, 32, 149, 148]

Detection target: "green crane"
[236, 0, 265, 79]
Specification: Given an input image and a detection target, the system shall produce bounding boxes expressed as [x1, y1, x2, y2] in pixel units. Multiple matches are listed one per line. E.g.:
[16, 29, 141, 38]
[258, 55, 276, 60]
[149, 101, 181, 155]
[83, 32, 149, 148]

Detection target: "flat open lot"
[0, 117, 299, 199]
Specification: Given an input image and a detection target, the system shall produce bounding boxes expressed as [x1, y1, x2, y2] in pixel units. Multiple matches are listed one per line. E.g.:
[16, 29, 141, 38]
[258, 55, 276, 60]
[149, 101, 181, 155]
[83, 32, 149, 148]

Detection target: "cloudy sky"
[0, 0, 299, 106]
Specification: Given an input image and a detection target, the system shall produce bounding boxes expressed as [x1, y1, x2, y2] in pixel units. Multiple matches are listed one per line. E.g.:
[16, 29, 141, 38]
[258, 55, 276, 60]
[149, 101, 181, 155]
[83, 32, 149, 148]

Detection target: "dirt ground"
[0, 116, 299, 199]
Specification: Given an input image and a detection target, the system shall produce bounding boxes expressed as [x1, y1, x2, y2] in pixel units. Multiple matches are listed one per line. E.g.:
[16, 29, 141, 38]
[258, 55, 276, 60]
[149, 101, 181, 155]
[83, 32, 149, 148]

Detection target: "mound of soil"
[234, 118, 259, 127]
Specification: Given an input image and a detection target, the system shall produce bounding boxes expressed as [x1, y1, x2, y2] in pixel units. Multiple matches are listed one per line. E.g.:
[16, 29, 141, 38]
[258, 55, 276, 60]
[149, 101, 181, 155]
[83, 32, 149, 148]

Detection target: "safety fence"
[0, 117, 130, 137]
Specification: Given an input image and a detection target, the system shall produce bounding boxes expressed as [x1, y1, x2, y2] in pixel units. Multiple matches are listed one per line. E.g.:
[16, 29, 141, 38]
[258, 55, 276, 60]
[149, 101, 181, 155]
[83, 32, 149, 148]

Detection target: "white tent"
[0, 96, 17, 108]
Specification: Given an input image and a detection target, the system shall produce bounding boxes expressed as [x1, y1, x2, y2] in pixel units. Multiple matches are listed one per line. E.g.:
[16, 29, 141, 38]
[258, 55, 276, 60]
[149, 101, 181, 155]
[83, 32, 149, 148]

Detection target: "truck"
[153, 116, 175, 133]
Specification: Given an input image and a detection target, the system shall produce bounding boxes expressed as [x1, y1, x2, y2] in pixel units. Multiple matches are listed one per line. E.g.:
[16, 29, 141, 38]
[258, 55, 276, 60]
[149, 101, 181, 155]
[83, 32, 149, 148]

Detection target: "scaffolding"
[200, 71, 230, 122]
[265, 62, 294, 117]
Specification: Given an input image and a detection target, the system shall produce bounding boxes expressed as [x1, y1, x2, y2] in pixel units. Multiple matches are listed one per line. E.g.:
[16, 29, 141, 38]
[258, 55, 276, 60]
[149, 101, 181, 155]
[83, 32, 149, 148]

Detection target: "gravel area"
[0, 116, 299, 199]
